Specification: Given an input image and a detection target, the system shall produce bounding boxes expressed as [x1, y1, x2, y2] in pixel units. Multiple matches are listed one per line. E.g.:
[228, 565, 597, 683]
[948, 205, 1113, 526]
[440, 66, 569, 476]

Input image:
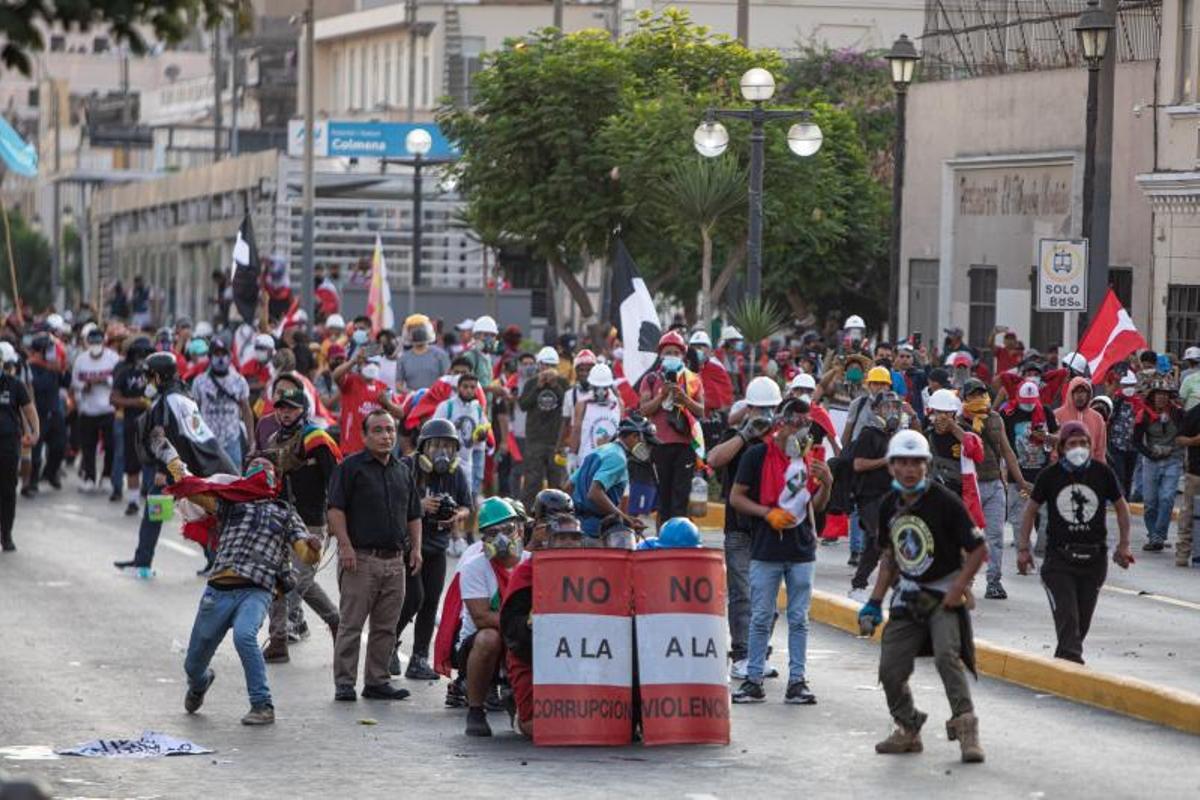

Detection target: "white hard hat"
[194, 321, 214, 339]
[535, 345, 559, 365]
[588, 363, 614, 388]
[1119, 371, 1138, 386]
[0, 342, 17, 364]
[886, 429, 932, 461]
[720, 325, 743, 343]
[844, 314, 865, 330]
[1185, 346, 1200, 362]
[745, 376, 783, 408]
[1062, 351, 1089, 375]
[46, 313, 65, 332]
[689, 330, 712, 348]
[789, 373, 817, 392]
[474, 315, 499, 335]
[456, 318, 475, 332]
[253, 333, 276, 351]
[927, 388, 962, 413]
[325, 313, 345, 329]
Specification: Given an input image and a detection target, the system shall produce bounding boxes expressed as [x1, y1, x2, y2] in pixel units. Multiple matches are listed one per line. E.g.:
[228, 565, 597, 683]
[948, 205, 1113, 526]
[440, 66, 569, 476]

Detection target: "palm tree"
[654, 156, 746, 329]
[731, 295, 788, 379]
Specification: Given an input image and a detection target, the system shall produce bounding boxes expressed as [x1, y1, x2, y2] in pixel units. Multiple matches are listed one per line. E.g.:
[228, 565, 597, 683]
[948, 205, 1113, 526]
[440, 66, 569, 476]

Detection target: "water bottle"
[688, 474, 709, 518]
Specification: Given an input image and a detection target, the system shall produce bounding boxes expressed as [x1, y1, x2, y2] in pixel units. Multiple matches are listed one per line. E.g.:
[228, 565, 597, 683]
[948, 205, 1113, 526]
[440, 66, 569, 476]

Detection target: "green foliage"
[1, 206, 51, 310]
[0, 1, 248, 76]
[730, 295, 787, 378]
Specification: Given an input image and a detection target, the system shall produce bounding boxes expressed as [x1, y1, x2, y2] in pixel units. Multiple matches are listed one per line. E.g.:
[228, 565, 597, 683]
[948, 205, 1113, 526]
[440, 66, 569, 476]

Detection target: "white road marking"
[1103, 584, 1200, 612]
[160, 540, 201, 558]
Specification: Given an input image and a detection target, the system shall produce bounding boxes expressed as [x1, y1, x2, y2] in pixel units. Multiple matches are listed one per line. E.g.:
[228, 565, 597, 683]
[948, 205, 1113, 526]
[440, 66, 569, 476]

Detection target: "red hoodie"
[1053, 376, 1108, 463]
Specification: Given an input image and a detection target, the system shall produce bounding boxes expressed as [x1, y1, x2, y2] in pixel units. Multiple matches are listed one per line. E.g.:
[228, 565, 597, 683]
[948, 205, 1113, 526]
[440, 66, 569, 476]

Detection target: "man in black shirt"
[260, 387, 342, 663]
[859, 429, 986, 764]
[0, 342, 39, 552]
[328, 409, 422, 702]
[848, 391, 903, 597]
[1176, 402, 1200, 567]
[1017, 421, 1133, 664]
[730, 397, 832, 705]
[390, 418, 473, 681]
[110, 337, 153, 516]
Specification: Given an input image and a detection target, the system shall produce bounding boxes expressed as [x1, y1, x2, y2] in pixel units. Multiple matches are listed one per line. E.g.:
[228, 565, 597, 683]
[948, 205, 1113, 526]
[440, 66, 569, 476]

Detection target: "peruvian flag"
[366, 234, 395, 335]
[1078, 289, 1147, 385]
[959, 431, 986, 529]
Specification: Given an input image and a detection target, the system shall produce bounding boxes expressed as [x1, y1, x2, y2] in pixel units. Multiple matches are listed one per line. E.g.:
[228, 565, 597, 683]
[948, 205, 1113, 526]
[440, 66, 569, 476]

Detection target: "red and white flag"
[1077, 289, 1147, 385]
[366, 234, 395, 335]
[958, 431, 986, 530]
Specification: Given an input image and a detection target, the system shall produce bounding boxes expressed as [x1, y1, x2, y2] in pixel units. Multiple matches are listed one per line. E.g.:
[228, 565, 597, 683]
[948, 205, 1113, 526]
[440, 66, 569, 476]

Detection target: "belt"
[354, 547, 404, 559]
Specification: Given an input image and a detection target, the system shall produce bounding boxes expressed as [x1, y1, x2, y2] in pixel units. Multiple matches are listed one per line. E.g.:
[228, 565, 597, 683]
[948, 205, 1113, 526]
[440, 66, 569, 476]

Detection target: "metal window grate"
[1167, 285, 1200, 356]
[969, 265, 998, 348]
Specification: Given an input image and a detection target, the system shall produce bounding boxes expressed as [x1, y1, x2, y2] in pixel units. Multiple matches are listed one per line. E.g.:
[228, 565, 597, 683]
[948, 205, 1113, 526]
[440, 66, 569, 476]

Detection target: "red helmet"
[573, 348, 597, 368]
[657, 330, 687, 352]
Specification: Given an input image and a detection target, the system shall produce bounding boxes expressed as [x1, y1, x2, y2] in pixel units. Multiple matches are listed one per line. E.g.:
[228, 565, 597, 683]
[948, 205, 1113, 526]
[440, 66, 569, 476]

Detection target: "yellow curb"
[802, 589, 1200, 736]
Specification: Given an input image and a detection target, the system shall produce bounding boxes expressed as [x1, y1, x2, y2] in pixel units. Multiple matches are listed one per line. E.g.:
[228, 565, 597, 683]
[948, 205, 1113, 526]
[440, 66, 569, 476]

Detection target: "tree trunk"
[699, 225, 712, 331]
[549, 257, 595, 321]
[711, 240, 746, 308]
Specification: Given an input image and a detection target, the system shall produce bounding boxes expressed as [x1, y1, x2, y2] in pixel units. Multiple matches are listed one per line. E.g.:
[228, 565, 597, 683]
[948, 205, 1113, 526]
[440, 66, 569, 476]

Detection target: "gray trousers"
[878, 606, 974, 730]
[724, 530, 752, 662]
[268, 525, 339, 640]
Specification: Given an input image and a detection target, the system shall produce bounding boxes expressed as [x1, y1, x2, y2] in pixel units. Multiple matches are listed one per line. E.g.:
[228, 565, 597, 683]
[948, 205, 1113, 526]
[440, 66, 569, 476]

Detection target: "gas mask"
[210, 354, 231, 375]
[741, 409, 775, 440]
[418, 440, 459, 475]
[482, 526, 523, 560]
[592, 387, 610, 403]
[362, 362, 381, 381]
[478, 336, 498, 354]
[409, 325, 430, 345]
[381, 339, 398, 357]
[883, 411, 907, 433]
[784, 426, 811, 459]
[626, 437, 651, 463]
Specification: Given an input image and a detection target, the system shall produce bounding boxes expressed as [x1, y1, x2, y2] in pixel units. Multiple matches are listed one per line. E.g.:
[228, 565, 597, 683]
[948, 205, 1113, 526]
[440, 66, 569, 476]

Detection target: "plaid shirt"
[192, 370, 249, 445]
[211, 498, 309, 592]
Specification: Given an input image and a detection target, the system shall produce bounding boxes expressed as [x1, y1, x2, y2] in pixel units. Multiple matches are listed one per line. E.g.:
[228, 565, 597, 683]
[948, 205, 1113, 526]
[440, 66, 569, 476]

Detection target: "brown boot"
[262, 636, 290, 663]
[875, 710, 926, 754]
[947, 712, 985, 763]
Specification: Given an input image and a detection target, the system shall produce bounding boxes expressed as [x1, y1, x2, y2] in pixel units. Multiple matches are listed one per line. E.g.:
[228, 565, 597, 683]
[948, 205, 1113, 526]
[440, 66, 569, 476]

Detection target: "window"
[968, 265, 997, 348]
[1109, 266, 1133, 311]
[1167, 285, 1200, 356]
[27, 88, 38, 108]
[50, 35, 66, 52]
[93, 36, 110, 53]
[1180, 0, 1195, 102]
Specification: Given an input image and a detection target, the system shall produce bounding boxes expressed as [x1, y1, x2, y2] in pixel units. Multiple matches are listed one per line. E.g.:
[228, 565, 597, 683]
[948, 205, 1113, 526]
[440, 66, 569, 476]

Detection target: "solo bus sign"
[1036, 238, 1088, 312]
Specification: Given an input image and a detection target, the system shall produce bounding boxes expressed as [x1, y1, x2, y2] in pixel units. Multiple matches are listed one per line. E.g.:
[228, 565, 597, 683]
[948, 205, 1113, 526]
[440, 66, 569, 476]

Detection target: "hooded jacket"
[1053, 376, 1108, 463]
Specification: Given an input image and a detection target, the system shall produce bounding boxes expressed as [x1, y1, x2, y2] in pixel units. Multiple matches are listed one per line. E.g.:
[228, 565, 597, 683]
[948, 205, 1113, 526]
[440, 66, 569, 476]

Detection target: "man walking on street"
[519, 346, 568, 508]
[0, 343, 39, 552]
[328, 409, 422, 702]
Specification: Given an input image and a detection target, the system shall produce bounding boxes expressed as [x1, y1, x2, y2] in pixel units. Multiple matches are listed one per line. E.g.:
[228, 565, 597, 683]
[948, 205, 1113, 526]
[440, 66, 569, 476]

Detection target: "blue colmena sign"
[288, 120, 458, 160]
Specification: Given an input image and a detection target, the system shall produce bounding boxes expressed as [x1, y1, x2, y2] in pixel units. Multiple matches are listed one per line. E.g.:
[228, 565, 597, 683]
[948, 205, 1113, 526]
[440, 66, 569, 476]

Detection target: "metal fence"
[920, 0, 1162, 80]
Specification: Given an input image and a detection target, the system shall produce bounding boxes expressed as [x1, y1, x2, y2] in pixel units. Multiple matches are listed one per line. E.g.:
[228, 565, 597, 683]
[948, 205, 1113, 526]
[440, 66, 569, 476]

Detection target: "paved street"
[2, 486, 1199, 799]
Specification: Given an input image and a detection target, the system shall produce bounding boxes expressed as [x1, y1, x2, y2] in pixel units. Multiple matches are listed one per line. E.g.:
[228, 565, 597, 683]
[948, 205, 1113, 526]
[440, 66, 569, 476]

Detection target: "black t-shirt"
[1001, 405, 1059, 483]
[0, 373, 30, 437]
[113, 361, 148, 422]
[1031, 460, 1123, 547]
[927, 427, 964, 494]
[718, 427, 764, 533]
[877, 482, 983, 584]
[405, 457, 475, 553]
[733, 442, 816, 563]
[1182, 405, 1200, 478]
[852, 425, 891, 501]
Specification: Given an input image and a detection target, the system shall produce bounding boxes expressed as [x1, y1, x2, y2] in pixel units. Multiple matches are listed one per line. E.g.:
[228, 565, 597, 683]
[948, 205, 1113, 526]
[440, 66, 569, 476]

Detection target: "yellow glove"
[472, 422, 492, 443]
[765, 508, 799, 532]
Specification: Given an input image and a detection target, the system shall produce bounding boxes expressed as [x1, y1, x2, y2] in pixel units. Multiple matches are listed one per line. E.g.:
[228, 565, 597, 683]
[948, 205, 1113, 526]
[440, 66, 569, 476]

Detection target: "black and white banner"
[609, 239, 661, 386]
[230, 211, 261, 324]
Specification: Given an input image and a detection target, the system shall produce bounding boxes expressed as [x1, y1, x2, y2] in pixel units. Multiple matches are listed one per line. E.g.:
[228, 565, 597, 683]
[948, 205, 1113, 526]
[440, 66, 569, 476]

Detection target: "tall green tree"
[0, 206, 51, 311]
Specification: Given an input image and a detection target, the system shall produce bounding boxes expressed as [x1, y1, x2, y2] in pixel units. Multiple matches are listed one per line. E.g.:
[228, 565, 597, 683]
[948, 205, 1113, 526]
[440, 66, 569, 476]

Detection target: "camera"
[431, 493, 458, 522]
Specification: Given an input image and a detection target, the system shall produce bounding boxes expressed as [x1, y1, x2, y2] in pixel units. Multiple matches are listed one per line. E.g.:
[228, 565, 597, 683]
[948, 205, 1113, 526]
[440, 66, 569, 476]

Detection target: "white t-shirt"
[562, 384, 592, 421]
[457, 548, 499, 647]
[433, 395, 486, 458]
[71, 348, 120, 417]
[378, 355, 399, 391]
[576, 398, 622, 463]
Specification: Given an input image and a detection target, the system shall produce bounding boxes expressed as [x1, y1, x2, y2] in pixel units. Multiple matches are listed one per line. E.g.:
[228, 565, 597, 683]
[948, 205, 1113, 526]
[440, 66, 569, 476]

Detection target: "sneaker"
[848, 587, 870, 603]
[108, 491, 122, 503]
[875, 711, 927, 754]
[729, 659, 748, 680]
[125, 501, 140, 516]
[47, 477, 62, 490]
[287, 620, 311, 643]
[1, 541, 15, 552]
[848, 551, 860, 566]
[361, 683, 411, 701]
[388, 648, 403, 676]
[334, 685, 357, 702]
[465, 707, 492, 737]
[784, 679, 817, 705]
[731, 680, 766, 704]
[405, 656, 440, 681]
[19, 486, 36, 499]
[241, 704, 275, 725]
[1142, 541, 1165, 552]
[184, 669, 215, 714]
[79, 479, 97, 494]
[984, 580, 1008, 600]
[445, 677, 467, 708]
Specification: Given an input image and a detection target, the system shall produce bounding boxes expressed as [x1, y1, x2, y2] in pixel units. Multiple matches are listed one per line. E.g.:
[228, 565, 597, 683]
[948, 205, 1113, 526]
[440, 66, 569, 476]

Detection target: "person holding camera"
[638, 331, 705, 522]
[390, 418, 473, 681]
[518, 346, 569, 508]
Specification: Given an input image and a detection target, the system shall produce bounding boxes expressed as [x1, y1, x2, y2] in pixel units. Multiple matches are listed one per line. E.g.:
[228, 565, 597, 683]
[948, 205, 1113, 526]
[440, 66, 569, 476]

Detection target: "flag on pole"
[229, 212, 260, 324]
[1077, 288, 1148, 384]
[609, 238, 661, 386]
[366, 234, 394, 335]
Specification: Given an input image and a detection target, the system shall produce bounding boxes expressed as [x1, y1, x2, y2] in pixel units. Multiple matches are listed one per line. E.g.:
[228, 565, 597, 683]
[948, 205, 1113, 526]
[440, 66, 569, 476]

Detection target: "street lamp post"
[694, 68, 822, 301]
[884, 34, 920, 341]
[1075, 0, 1115, 332]
[405, 128, 432, 291]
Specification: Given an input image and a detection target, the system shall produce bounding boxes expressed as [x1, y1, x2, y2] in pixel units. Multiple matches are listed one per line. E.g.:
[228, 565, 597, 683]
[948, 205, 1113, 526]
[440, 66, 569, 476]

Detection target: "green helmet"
[477, 496, 519, 531]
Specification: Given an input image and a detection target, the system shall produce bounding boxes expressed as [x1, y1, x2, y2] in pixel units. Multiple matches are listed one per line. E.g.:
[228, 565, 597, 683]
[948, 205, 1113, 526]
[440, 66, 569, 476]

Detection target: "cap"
[573, 349, 597, 368]
[1119, 371, 1138, 386]
[275, 387, 308, 409]
[456, 318, 475, 332]
[1185, 346, 1200, 362]
[1058, 420, 1090, 446]
[944, 326, 965, 337]
[535, 346, 559, 365]
[1017, 381, 1041, 401]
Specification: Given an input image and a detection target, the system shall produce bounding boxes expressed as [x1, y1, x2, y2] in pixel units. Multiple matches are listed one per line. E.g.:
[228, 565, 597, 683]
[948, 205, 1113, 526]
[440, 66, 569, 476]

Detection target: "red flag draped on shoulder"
[1078, 289, 1147, 385]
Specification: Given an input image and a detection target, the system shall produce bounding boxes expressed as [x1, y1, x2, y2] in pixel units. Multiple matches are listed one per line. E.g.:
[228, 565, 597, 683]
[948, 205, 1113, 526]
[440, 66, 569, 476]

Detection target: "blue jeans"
[979, 479, 1007, 582]
[133, 464, 163, 567]
[849, 510, 864, 554]
[723, 531, 752, 662]
[747, 559, 814, 684]
[111, 417, 125, 496]
[1143, 456, 1182, 544]
[184, 585, 273, 708]
[221, 436, 243, 472]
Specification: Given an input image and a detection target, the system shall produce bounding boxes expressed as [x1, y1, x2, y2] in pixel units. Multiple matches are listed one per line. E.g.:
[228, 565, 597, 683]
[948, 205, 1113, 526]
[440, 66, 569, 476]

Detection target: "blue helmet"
[636, 536, 662, 551]
[658, 517, 702, 549]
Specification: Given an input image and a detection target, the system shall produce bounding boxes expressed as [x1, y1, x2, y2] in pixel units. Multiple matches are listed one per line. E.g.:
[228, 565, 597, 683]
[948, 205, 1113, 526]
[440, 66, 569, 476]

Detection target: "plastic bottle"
[688, 474, 709, 518]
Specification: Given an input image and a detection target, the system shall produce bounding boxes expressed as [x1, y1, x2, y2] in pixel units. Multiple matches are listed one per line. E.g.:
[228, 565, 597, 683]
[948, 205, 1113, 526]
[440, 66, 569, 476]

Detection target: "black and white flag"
[609, 238, 661, 386]
[230, 211, 260, 324]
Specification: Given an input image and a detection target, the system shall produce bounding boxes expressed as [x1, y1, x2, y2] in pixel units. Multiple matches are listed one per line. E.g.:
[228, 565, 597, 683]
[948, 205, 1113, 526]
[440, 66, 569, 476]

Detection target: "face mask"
[964, 396, 991, 416]
[245, 462, 276, 488]
[1064, 447, 1091, 469]
[628, 440, 651, 463]
[410, 327, 429, 344]
[254, 348, 271, 363]
[483, 531, 522, 560]
[382, 341, 397, 357]
[88, 344, 104, 358]
[520, 364, 537, 379]
[1121, 387, 1135, 397]
[362, 363, 381, 381]
[891, 477, 928, 496]
[693, 349, 708, 364]
[661, 356, 683, 373]
[846, 366, 864, 383]
[144, 383, 159, 400]
[478, 337, 497, 353]
[733, 342, 745, 352]
[210, 355, 231, 374]
[785, 428, 810, 459]
[352, 330, 369, 346]
[1018, 402, 1035, 413]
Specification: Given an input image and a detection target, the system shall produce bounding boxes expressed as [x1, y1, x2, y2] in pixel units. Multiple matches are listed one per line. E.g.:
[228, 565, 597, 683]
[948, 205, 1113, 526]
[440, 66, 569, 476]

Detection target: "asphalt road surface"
[1, 486, 1198, 799]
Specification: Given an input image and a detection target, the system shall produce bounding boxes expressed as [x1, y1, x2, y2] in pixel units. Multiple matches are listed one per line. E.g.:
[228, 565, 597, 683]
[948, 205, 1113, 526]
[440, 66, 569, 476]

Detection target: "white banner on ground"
[57, 731, 213, 758]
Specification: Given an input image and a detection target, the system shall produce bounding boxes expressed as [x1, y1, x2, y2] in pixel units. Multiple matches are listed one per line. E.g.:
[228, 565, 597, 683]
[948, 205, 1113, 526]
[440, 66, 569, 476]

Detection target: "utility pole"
[301, 0, 316, 319]
[736, 0, 749, 45]
[406, 0, 418, 121]
[554, 0, 564, 30]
